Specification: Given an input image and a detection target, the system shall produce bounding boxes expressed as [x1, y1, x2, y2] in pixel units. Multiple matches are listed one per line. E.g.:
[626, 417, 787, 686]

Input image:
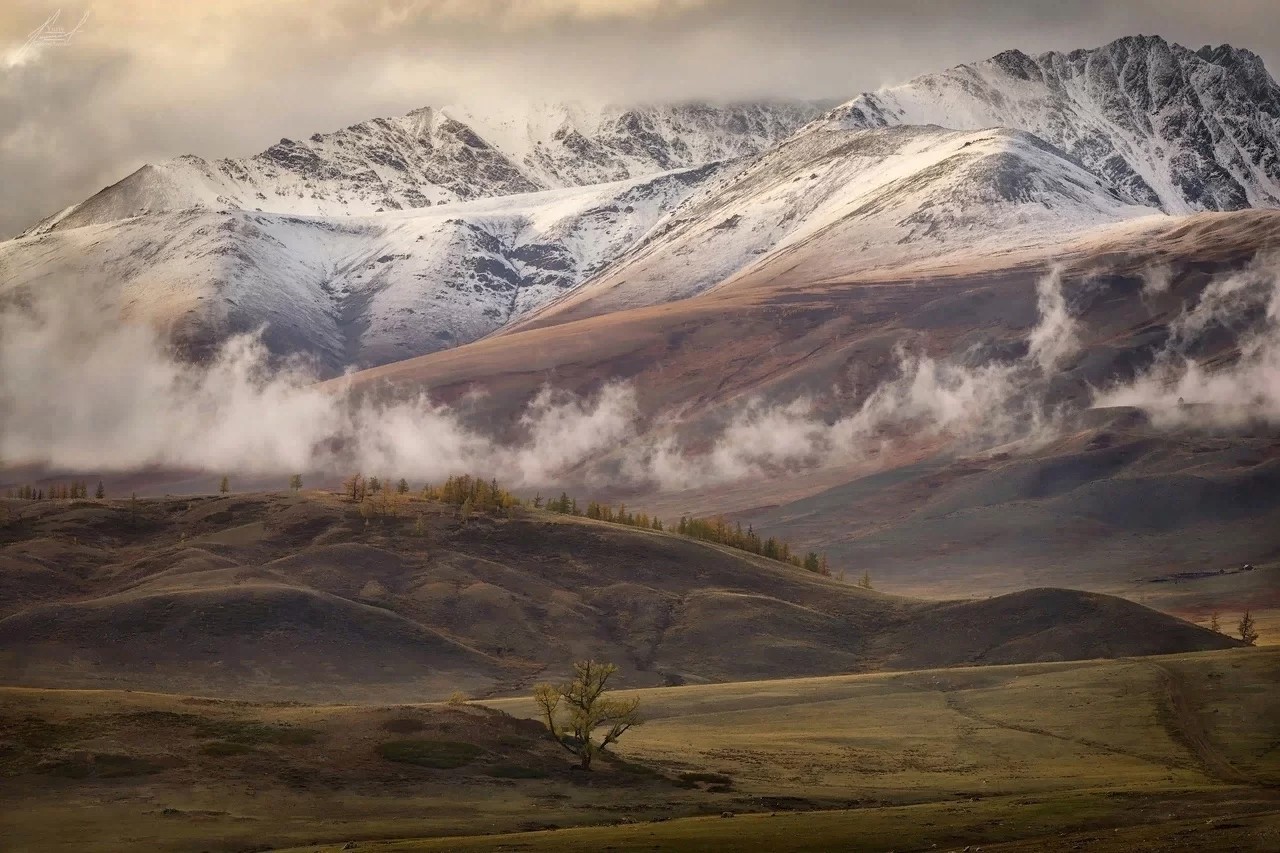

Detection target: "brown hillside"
[0, 493, 1238, 701]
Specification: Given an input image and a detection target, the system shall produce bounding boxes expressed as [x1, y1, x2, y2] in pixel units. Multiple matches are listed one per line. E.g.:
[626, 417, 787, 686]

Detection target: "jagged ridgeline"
[4, 35, 1276, 376]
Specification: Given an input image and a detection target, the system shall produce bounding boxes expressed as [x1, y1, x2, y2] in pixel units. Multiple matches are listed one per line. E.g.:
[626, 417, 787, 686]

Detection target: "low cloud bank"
[1095, 256, 1280, 428]
[3, 260, 1275, 490]
[0, 288, 636, 483]
[625, 269, 1078, 489]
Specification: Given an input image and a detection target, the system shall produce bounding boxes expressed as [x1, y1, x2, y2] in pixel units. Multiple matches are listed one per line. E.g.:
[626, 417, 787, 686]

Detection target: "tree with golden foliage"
[343, 473, 366, 503]
[533, 660, 641, 770]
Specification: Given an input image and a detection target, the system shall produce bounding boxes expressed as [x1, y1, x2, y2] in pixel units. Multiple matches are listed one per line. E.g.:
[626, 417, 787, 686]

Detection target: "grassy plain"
[3, 647, 1276, 852]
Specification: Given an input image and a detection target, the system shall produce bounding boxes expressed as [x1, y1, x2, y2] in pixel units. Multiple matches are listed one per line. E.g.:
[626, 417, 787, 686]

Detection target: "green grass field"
[3, 647, 1277, 852]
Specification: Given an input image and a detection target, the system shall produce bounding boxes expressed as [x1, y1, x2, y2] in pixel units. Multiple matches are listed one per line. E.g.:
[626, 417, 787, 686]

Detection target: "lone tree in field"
[219, 475, 230, 494]
[533, 660, 642, 770]
[1208, 611, 1222, 633]
[289, 474, 303, 492]
[1239, 610, 1259, 646]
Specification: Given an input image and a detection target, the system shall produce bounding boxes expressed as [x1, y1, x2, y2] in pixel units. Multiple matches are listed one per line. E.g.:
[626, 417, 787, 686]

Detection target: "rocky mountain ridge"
[818, 35, 1280, 213]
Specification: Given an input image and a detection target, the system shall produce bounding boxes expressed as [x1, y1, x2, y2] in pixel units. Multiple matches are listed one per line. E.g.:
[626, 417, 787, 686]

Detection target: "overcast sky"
[2, 0, 1279, 237]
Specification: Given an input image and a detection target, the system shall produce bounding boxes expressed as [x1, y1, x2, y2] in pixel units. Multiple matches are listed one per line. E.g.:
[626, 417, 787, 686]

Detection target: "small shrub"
[43, 753, 163, 779]
[197, 721, 321, 746]
[377, 739, 483, 769]
[446, 690, 468, 706]
[265, 727, 321, 746]
[484, 763, 550, 779]
[120, 710, 206, 727]
[199, 740, 256, 757]
[8, 718, 80, 749]
[602, 755, 663, 777]
[380, 717, 427, 734]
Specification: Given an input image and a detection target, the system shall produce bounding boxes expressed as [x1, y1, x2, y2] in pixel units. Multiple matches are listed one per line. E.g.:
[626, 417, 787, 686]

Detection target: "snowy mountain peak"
[7, 36, 1280, 377]
[819, 36, 1280, 214]
[27, 100, 824, 235]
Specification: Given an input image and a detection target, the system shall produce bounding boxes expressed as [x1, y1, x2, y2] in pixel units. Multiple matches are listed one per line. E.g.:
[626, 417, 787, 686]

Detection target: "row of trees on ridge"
[5, 481, 105, 500]
[338, 471, 836, 578]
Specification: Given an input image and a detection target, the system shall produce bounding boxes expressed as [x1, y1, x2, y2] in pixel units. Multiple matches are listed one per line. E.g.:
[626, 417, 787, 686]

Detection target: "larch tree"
[1239, 610, 1259, 646]
[533, 660, 641, 770]
[343, 473, 366, 502]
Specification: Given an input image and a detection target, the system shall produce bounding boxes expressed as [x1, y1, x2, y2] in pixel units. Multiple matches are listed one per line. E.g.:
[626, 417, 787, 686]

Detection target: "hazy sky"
[3, 0, 1279, 237]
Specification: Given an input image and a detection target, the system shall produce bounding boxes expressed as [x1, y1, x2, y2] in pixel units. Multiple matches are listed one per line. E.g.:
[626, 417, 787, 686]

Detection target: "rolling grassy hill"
[0, 492, 1238, 702]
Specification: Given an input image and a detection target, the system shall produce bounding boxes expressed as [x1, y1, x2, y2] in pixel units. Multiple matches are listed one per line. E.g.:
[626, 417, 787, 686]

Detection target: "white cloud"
[1095, 255, 1280, 428]
[4, 0, 1280, 236]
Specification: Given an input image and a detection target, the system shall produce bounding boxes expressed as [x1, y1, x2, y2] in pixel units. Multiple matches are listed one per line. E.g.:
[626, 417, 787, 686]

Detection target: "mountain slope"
[508, 124, 1161, 329]
[5, 39, 1279, 373]
[0, 166, 722, 372]
[29, 101, 823, 234]
[0, 492, 1238, 701]
[4, 100, 820, 371]
[818, 35, 1280, 214]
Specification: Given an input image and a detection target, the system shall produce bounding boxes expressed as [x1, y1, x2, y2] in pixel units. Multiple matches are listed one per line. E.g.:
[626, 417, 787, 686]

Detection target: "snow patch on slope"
[0, 166, 722, 373]
[515, 125, 1163, 324]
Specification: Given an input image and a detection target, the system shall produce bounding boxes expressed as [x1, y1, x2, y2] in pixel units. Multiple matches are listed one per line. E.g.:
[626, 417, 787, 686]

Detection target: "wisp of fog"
[2, 259, 1277, 489]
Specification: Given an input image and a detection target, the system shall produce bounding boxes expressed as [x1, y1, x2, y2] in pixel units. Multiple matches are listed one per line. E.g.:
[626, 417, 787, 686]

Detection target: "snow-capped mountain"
[510, 124, 1162, 327]
[5, 99, 821, 372]
[5, 38, 1279, 374]
[0, 165, 722, 373]
[29, 101, 823, 234]
[817, 35, 1280, 214]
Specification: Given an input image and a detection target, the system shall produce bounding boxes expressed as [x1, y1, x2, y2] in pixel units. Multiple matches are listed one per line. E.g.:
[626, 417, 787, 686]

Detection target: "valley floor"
[2, 648, 1276, 852]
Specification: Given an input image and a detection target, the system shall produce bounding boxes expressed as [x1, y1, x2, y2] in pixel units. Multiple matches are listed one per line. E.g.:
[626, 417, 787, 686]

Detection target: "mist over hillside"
[4, 17, 1280, 853]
